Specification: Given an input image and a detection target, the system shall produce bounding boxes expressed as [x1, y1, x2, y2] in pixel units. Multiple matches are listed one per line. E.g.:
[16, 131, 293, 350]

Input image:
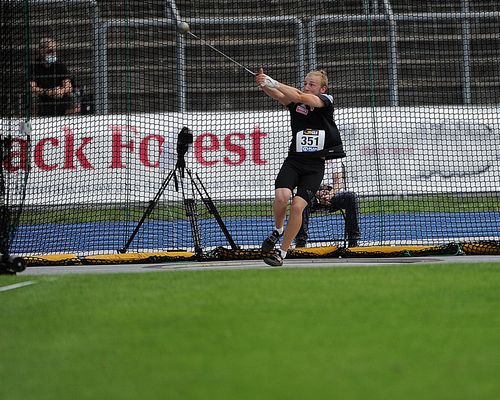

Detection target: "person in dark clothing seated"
[295, 160, 360, 248]
[30, 37, 73, 116]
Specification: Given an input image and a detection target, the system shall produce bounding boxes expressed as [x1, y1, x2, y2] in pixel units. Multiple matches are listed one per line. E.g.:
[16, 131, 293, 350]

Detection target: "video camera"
[175, 126, 193, 172]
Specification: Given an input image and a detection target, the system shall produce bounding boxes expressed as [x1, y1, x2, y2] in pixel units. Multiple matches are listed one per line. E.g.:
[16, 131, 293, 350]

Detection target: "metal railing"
[96, 11, 499, 112]
[308, 10, 500, 106]
[96, 18, 177, 114]
[95, 16, 306, 113]
[11, 1, 500, 113]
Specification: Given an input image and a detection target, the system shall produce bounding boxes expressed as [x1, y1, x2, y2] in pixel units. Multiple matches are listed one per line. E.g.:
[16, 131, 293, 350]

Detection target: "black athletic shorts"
[275, 155, 325, 201]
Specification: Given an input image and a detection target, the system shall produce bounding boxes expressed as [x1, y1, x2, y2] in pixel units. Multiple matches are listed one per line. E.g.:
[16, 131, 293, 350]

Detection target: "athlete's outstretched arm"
[255, 68, 289, 105]
[256, 68, 326, 108]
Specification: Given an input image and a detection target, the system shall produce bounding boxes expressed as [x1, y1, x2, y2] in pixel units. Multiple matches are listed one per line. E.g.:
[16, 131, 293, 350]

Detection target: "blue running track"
[11, 212, 500, 254]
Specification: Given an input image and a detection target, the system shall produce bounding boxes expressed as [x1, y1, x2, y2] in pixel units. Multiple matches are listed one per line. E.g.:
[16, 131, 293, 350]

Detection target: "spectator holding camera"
[295, 159, 361, 248]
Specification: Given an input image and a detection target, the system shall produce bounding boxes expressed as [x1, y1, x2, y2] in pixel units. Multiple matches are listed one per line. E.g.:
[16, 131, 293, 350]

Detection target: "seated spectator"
[30, 37, 74, 116]
[295, 160, 361, 248]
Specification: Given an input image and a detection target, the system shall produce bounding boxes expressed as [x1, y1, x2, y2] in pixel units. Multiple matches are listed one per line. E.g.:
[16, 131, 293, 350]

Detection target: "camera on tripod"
[119, 126, 238, 257]
[175, 127, 193, 174]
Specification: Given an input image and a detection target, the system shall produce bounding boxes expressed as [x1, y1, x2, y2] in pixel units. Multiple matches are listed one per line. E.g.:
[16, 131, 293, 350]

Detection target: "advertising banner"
[2, 107, 499, 204]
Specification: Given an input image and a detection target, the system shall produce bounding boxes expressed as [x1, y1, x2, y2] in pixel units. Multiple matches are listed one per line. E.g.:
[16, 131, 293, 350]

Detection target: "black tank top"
[287, 94, 345, 160]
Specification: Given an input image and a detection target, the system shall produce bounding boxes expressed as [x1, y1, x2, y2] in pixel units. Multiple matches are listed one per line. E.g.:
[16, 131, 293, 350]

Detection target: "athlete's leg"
[295, 205, 310, 247]
[283, 158, 325, 252]
[262, 158, 298, 253]
[261, 188, 292, 253]
[281, 195, 309, 252]
[273, 188, 292, 230]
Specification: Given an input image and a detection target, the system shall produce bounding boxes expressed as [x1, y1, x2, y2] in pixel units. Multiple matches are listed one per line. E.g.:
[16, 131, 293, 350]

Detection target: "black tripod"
[119, 127, 238, 257]
[0, 136, 27, 275]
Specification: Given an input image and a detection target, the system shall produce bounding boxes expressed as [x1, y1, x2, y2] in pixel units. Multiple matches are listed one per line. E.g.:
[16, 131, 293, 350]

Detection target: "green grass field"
[19, 194, 500, 224]
[1, 263, 500, 400]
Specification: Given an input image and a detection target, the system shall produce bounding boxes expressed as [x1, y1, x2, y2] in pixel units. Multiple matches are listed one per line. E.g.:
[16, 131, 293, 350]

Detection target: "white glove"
[261, 75, 280, 89]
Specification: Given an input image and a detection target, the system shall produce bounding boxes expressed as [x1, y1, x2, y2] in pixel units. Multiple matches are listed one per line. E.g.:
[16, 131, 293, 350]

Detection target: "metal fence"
[10, 0, 500, 113]
[94, 10, 500, 112]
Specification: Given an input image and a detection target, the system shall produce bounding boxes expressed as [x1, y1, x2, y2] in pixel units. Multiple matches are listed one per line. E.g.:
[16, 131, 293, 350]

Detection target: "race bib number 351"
[296, 129, 326, 152]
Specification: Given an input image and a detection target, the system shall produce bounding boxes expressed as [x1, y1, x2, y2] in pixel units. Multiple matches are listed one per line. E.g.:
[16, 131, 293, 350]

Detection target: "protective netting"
[1, 0, 30, 269]
[1, 0, 500, 260]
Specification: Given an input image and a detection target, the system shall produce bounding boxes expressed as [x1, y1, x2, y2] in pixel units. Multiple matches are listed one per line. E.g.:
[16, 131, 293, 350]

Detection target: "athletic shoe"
[261, 230, 281, 252]
[263, 249, 284, 267]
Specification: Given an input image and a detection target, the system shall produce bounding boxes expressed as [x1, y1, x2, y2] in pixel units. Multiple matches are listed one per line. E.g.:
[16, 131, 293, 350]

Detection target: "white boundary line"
[0, 281, 37, 293]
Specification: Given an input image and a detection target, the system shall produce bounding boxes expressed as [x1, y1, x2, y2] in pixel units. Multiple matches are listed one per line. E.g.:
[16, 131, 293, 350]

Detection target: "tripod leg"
[187, 169, 239, 250]
[118, 169, 176, 253]
[177, 172, 204, 258]
[183, 198, 203, 258]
